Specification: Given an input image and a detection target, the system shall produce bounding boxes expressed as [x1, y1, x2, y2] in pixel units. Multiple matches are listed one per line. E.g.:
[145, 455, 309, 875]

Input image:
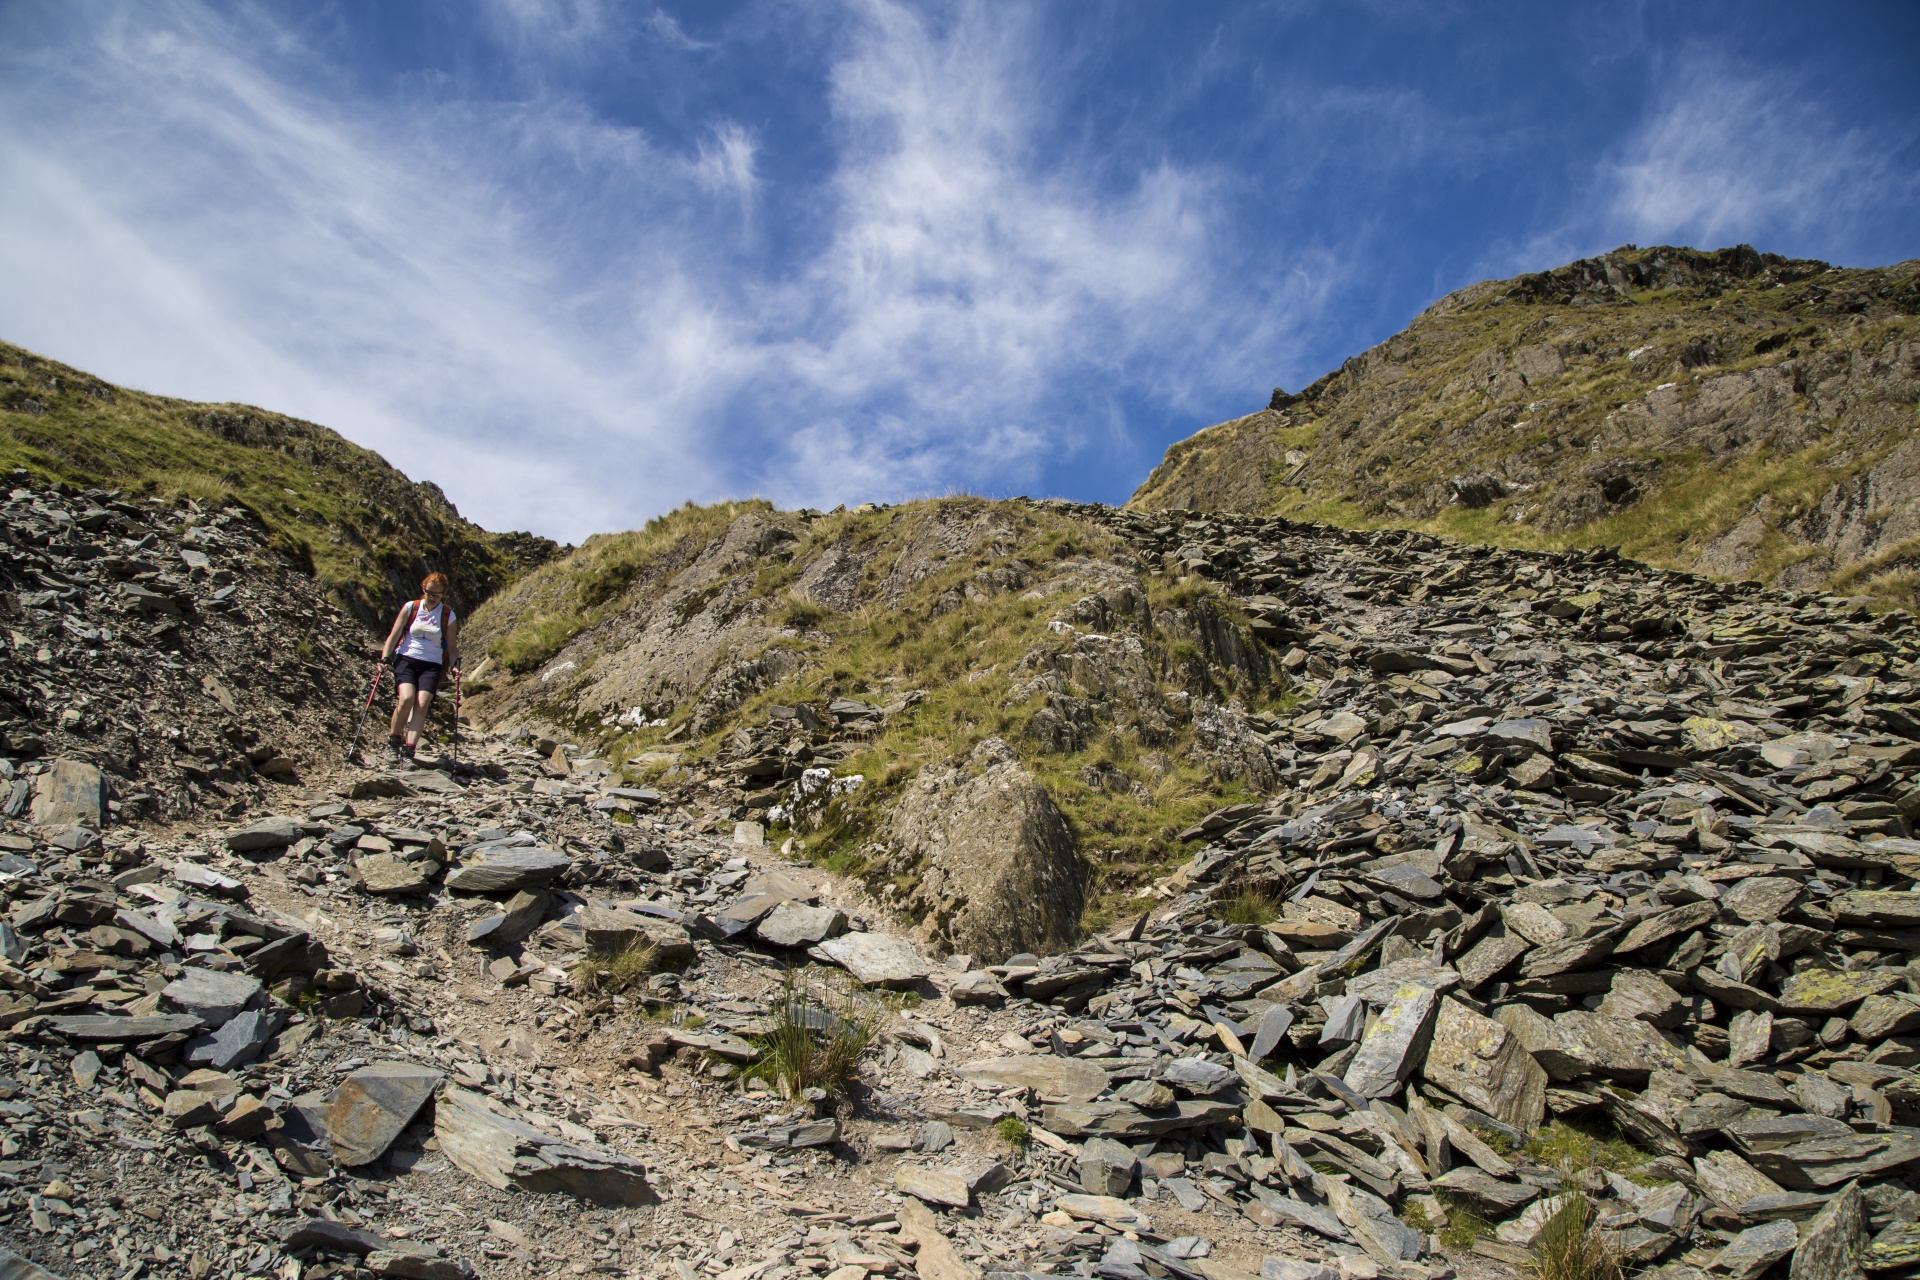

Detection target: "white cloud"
[482, 0, 610, 54]
[640, 8, 713, 52]
[1609, 58, 1905, 250]
[0, 0, 734, 538]
[694, 122, 759, 203]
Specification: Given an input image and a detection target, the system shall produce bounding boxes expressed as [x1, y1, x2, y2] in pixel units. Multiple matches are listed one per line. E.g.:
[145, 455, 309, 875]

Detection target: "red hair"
[421, 572, 449, 595]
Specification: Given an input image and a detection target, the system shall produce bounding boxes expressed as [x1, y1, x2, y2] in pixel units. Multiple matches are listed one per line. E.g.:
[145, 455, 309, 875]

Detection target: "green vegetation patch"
[1132, 246, 1920, 606]
[1525, 1117, 1660, 1182]
[476, 500, 772, 674]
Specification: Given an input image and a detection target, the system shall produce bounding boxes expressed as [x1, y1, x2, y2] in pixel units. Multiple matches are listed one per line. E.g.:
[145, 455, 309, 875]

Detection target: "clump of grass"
[994, 1116, 1030, 1148]
[1219, 888, 1280, 926]
[746, 968, 882, 1100]
[1436, 1195, 1492, 1250]
[1470, 1121, 1518, 1155]
[570, 941, 660, 996]
[775, 594, 830, 630]
[1526, 1182, 1622, 1280]
[1525, 1118, 1654, 1178]
[494, 612, 589, 675]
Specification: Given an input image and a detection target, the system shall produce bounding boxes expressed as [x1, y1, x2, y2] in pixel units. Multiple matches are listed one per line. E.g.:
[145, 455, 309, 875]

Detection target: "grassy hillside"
[1132, 244, 1920, 603]
[0, 339, 563, 624]
[464, 497, 1292, 924]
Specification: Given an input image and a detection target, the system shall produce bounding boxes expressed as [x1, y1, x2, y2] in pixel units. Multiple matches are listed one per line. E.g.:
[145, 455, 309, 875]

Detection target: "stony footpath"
[0, 733, 1436, 1280]
[1, 495, 1919, 1280]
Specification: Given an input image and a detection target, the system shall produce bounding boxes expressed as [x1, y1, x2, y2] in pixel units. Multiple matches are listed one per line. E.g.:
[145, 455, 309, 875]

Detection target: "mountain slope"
[461, 497, 1289, 949]
[0, 339, 564, 623]
[1131, 244, 1920, 602]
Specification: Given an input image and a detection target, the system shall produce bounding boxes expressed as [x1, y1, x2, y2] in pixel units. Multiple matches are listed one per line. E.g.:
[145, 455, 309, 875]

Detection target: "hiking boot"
[385, 737, 404, 760]
[400, 743, 416, 762]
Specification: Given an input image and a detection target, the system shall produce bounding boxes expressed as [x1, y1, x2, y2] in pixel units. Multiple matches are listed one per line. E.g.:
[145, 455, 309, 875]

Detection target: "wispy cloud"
[694, 121, 760, 204]
[747, 1, 1259, 499]
[18, 5, 1897, 544]
[0, 1, 746, 536]
[1609, 56, 1910, 252]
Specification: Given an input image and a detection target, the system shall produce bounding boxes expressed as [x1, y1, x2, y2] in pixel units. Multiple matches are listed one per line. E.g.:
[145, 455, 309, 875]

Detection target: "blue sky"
[1, 1, 1916, 542]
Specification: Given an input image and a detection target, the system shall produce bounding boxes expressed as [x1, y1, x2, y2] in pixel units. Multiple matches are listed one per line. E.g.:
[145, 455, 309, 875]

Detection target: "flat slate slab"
[185, 1008, 284, 1071]
[755, 901, 847, 948]
[808, 932, 930, 987]
[954, 1056, 1109, 1103]
[1344, 983, 1440, 1098]
[1041, 1098, 1241, 1140]
[48, 1014, 204, 1040]
[356, 854, 433, 895]
[30, 758, 107, 829]
[444, 848, 570, 892]
[226, 816, 302, 851]
[321, 1061, 445, 1166]
[435, 1085, 651, 1205]
[163, 968, 263, 1029]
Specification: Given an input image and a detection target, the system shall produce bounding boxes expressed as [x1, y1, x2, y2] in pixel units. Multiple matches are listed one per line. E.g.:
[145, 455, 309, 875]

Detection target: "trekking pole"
[450, 667, 463, 765]
[345, 659, 385, 765]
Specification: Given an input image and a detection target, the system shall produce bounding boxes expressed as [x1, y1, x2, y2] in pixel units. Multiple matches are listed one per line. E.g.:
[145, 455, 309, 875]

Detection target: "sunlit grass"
[746, 968, 882, 1100]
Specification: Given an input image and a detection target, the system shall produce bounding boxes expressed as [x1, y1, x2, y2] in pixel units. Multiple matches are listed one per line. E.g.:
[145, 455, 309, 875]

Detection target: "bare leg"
[388, 683, 418, 740]
[405, 689, 435, 749]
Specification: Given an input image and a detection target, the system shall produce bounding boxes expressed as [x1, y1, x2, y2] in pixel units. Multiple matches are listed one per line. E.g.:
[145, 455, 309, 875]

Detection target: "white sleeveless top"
[396, 600, 454, 663]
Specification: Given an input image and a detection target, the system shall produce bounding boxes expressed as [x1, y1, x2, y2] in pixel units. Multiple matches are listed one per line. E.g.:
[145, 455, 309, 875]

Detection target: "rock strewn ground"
[1, 492, 1919, 1280]
[0, 473, 371, 821]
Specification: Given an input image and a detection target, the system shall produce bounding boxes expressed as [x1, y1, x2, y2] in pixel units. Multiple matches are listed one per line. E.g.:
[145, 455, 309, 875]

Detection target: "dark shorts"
[392, 655, 444, 694]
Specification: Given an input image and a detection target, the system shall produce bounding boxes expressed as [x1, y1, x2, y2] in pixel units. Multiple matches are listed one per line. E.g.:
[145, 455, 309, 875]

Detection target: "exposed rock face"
[876, 738, 1086, 963]
[29, 758, 106, 828]
[1131, 245, 1920, 601]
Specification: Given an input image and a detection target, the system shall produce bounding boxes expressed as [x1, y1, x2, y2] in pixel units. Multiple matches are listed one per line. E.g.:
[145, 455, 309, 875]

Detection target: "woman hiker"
[380, 572, 460, 762]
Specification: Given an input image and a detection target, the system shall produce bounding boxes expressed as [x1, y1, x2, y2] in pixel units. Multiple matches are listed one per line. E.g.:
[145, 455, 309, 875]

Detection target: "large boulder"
[875, 738, 1086, 963]
[30, 759, 107, 828]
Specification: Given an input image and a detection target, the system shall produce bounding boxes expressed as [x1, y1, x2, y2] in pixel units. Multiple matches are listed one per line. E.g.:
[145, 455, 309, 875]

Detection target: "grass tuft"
[1218, 888, 1280, 926]
[1524, 1118, 1657, 1179]
[1435, 1195, 1492, 1250]
[1525, 1182, 1622, 1280]
[746, 968, 882, 1100]
[570, 941, 661, 996]
[994, 1117, 1030, 1148]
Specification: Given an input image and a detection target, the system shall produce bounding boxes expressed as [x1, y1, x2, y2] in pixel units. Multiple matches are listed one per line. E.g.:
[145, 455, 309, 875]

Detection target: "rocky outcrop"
[874, 738, 1086, 963]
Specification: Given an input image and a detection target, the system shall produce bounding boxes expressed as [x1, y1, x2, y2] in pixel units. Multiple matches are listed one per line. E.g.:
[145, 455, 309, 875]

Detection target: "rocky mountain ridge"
[0, 340, 564, 625]
[456, 491, 1920, 966]
[1131, 245, 1920, 604]
[6, 249, 1920, 1280]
